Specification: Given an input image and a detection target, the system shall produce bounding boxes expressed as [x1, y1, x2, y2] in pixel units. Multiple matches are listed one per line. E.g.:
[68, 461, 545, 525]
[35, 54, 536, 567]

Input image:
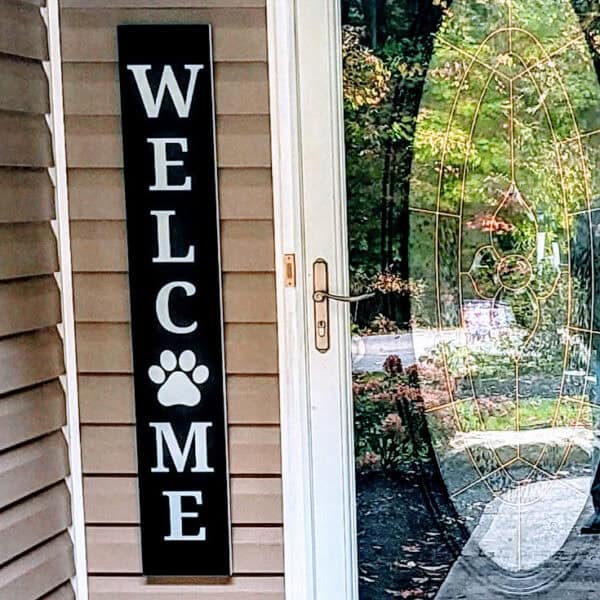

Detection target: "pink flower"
[383, 354, 404, 374]
[358, 452, 381, 469]
[382, 413, 403, 433]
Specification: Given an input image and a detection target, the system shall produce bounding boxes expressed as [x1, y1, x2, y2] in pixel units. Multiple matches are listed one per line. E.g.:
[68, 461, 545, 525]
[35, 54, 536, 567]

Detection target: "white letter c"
[156, 281, 197, 334]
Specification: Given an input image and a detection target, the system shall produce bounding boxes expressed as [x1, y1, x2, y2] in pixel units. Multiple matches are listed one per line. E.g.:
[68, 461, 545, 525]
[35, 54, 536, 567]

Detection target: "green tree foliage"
[342, 0, 449, 326]
[342, 0, 600, 329]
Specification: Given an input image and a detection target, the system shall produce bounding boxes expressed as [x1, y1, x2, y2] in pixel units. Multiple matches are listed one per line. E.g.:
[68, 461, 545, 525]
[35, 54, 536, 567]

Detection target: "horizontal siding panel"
[79, 374, 279, 425]
[79, 375, 134, 423]
[0, 113, 52, 168]
[62, 0, 265, 6]
[0, 532, 73, 599]
[0, 223, 59, 280]
[71, 221, 128, 272]
[226, 324, 278, 374]
[0, 56, 49, 114]
[88, 576, 283, 599]
[234, 527, 283, 574]
[0, 169, 54, 224]
[0, 432, 69, 510]
[214, 63, 269, 115]
[223, 273, 276, 322]
[0, 483, 71, 566]
[217, 116, 270, 167]
[83, 477, 136, 524]
[73, 272, 275, 323]
[0, 381, 66, 452]
[229, 426, 281, 474]
[0, 329, 64, 395]
[67, 170, 124, 220]
[219, 169, 272, 220]
[64, 116, 122, 169]
[67, 168, 272, 221]
[63, 63, 268, 116]
[76, 323, 132, 373]
[61, 9, 266, 63]
[226, 375, 279, 424]
[84, 477, 281, 525]
[62, 63, 119, 116]
[0, 276, 61, 338]
[221, 221, 275, 272]
[231, 477, 282, 524]
[73, 273, 130, 322]
[76, 323, 277, 374]
[71, 220, 274, 272]
[0, 3, 48, 61]
[65, 116, 270, 168]
[86, 526, 283, 574]
[81, 425, 281, 475]
[42, 583, 75, 600]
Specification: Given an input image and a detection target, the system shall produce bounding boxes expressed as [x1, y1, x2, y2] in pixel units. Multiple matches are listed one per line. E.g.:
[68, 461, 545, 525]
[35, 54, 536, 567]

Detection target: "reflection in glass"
[343, 0, 600, 597]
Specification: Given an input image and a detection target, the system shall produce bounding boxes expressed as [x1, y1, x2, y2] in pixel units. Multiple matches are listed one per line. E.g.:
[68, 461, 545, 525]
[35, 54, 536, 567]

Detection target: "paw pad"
[148, 350, 209, 407]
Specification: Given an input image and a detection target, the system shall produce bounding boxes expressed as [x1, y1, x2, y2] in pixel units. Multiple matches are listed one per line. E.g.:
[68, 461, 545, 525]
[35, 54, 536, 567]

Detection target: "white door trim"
[266, 2, 315, 598]
[266, 2, 357, 599]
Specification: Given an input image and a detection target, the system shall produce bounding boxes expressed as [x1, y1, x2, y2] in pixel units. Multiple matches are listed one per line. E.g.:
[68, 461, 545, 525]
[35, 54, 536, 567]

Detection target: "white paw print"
[148, 350, 209, 408]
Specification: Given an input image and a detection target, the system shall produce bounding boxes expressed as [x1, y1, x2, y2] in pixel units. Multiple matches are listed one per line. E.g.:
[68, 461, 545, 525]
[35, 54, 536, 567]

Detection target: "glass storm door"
[294, 0, 600, 598]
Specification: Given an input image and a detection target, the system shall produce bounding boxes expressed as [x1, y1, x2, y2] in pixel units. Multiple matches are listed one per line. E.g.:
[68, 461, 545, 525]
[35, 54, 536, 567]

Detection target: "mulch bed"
[356, 469, 467, 599]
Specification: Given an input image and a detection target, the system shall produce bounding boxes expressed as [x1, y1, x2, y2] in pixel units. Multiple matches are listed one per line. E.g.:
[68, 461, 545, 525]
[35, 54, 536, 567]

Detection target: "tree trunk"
[380, 146, 392, 271]
[361, 0, 377, 47]
[341, 0, 351, 24]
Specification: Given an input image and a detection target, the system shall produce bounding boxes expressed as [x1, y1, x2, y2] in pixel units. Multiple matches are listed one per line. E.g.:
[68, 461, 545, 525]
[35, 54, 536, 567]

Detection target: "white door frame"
[266, 2, 357, 599]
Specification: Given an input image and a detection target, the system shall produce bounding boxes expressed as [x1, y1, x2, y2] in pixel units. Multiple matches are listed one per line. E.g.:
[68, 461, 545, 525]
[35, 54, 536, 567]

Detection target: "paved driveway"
[351, 329, 462, 373]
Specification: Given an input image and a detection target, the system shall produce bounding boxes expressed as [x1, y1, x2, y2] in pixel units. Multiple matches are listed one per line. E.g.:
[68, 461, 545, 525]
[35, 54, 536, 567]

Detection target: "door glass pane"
[343, 1, 600, 597]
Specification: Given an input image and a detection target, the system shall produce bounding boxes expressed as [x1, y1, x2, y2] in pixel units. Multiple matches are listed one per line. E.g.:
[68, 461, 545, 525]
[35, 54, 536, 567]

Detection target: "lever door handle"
[312, 258, 373, 352]
[313, 290, 375, 303]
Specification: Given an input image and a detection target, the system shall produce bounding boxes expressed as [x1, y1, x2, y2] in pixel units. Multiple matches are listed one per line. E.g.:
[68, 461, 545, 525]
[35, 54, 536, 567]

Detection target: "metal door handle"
[313, 290, 375, 303]
[312, 258, 374, 353]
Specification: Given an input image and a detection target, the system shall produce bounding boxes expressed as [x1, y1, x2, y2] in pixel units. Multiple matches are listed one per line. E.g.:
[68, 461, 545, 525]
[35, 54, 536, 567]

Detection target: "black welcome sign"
[117, 25, 231, 576]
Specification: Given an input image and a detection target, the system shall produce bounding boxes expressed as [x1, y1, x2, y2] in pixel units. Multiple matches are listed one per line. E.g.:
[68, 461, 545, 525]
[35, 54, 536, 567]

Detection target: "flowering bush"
[353, 355, 430, 472]
[370, 313, 400, 335]
[342, 26, 390, 110]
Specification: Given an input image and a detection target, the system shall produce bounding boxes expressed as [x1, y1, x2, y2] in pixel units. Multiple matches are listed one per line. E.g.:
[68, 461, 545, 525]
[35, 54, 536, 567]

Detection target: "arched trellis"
[342, 0, 600, 329]
[408, 0, 600, 580]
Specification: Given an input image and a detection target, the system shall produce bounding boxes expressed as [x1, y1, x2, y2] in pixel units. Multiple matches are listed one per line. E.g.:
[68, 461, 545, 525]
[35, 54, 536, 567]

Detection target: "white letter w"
[127, 64, 204, 118]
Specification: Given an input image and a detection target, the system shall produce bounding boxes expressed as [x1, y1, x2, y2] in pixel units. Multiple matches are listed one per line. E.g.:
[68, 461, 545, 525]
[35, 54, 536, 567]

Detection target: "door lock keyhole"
[312, 258, 374, 352]
[317, 320, 327, 338]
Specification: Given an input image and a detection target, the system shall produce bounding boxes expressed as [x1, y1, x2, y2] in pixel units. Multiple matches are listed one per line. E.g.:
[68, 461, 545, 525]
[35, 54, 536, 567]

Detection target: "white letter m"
[150, 422, 214, 473]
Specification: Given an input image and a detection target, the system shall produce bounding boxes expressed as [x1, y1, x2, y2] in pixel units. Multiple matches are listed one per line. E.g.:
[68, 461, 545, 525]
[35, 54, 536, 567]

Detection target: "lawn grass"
[455, 396, 593, 431]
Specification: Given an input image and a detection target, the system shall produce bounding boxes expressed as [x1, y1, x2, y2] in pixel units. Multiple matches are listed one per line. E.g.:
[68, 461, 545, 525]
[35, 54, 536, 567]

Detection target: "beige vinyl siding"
[64, 115, 271, 168]
[67, 168, 273, 221]
[60, 8, 267, 62]
[87, 577, 283, 599]
[0, 2, 74, 598]
[84, 477, 282, 524]
[0, 2, 49, 60]
[61, 2, 283, 597]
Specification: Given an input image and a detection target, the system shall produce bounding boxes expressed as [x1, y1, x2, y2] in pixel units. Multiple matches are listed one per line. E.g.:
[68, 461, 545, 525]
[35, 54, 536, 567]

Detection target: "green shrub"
[353, 356, 431, 472]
